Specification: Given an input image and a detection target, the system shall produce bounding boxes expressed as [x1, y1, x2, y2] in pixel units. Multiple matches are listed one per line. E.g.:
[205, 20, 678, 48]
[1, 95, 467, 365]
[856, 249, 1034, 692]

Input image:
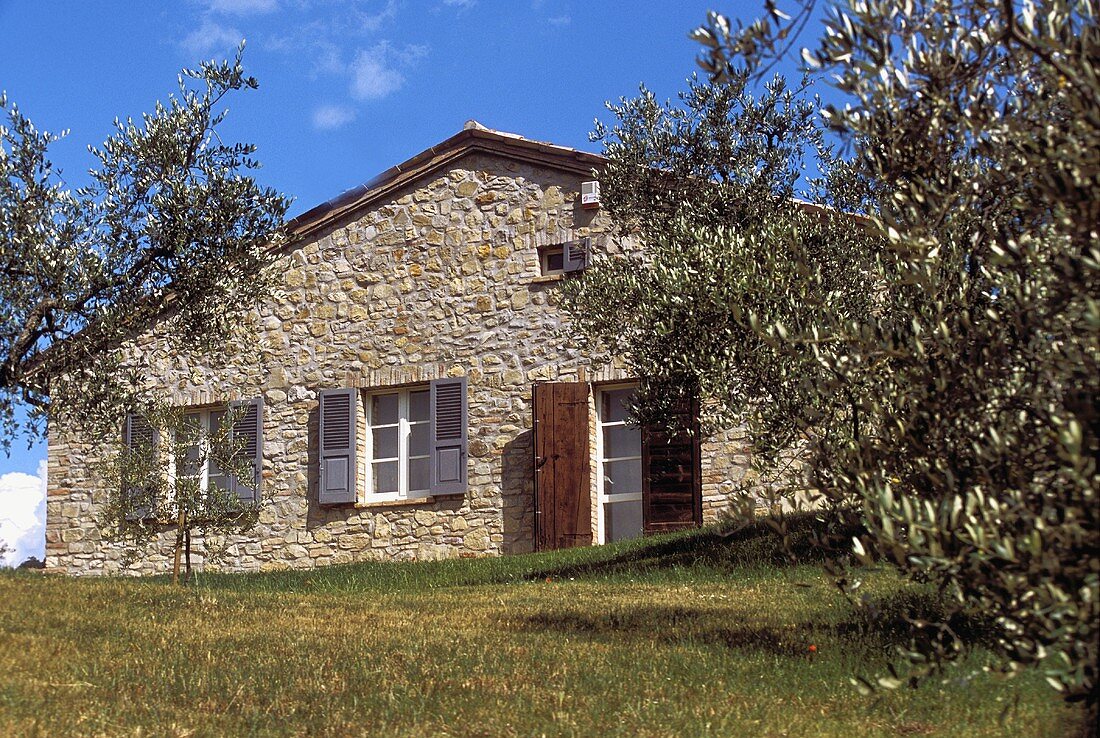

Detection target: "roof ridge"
[286, 124, 604, 240]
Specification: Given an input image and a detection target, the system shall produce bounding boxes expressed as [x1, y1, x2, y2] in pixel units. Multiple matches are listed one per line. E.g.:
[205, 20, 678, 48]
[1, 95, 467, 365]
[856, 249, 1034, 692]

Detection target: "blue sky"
[0, 0, 828, 562]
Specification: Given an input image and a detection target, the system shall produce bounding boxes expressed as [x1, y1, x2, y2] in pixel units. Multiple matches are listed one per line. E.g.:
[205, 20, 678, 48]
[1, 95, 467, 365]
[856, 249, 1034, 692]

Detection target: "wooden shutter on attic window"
[430, 377, 467, 496]
[319, 388, 358, 505]
[123, 413, 159, 521]
[229, 397, 263, 502]
[563, 237, 589, 273]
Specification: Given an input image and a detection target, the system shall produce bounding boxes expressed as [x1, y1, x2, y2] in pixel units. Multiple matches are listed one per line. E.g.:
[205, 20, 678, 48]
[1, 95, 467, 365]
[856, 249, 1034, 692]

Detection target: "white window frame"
[539, 245, 565, 276]
[365, 387, 431, 501]
[595, 384, 644, 544]
[169, 406, 229, 497]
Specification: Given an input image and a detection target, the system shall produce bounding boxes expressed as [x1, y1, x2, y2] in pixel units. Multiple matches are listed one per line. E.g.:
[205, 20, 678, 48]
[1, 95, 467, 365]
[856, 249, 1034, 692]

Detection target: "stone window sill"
[354, 493, 463, 510]
[526, 274, 564, 286]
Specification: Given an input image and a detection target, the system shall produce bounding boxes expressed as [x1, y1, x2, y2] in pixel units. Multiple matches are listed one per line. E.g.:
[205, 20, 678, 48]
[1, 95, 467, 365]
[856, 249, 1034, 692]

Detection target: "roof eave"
[285, 127, 605, 243]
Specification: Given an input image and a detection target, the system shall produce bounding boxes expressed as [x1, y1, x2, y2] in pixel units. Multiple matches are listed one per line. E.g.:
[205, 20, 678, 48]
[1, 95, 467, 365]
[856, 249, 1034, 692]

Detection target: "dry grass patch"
[0, 524, 1086, 737]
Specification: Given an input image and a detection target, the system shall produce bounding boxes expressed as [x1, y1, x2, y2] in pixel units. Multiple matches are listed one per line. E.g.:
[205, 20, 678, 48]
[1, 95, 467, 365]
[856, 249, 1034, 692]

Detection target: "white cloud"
[311, 40, 349, 76]
[351, 45, 404, 100]
[312, 104, 356, 130]
[442, 0, 476, 9]
[350, 42, 428, 101]
[0, 459, 46, 568]
[262, 0, 397, 53]
[205, 0, 278, 15]
[396, 43, 429, 65]
[263, 23, 343, 73]
[548, 14, 571, 26]
[181, 19, 245, 56]
[353, 0, 398, 32]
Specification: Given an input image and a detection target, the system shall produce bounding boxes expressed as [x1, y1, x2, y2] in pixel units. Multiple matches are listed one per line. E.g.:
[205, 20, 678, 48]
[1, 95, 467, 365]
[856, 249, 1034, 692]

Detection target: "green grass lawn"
[0, 521, 1086, 737]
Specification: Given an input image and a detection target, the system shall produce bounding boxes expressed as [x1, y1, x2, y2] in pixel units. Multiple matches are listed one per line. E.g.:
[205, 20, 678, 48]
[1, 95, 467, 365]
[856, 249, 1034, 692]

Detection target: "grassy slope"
[0, 520, 1085, 737]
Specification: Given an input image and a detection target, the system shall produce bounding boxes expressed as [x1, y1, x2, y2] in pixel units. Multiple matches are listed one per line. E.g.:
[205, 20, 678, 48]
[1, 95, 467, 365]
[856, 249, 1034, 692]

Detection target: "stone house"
[44, 122, 751, 575]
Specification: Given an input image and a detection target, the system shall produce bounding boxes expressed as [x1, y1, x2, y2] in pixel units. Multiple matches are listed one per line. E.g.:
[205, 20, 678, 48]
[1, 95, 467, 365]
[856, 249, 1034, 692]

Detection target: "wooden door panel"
[534, 382, 592, 550]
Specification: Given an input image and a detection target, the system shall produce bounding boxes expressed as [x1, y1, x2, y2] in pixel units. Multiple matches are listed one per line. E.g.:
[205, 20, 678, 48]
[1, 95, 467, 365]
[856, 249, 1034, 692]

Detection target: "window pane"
[372, 461, 398, 494]
[371, 393, 399, 425]
[545, 249, 564, 272]
[408, 390, 429, 423]
[208, 408, 234, 472]
[604, 459, 642, 496]
[602, 389, 634, 424]
[409, 457, 429, 492]
[603, 424, 640, 459]
[208, 409, 227, 435]
[208, 445, 228, 490]
[180, 413, 202, 479]
[181, 443, 202, 479]
[606, 500, 643, 543]
[208, 472, 231, 493]
[409, 422, 429, 457]
[372, 426, 399, 459]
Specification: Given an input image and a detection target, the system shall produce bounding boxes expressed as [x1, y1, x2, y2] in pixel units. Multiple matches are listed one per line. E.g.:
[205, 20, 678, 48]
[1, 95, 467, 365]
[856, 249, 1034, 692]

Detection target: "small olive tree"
[100, 404, 262, 584]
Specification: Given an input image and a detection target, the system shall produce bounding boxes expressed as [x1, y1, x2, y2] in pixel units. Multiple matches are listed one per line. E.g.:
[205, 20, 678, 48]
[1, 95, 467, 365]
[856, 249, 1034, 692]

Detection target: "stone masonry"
[45, 127, 752, 575]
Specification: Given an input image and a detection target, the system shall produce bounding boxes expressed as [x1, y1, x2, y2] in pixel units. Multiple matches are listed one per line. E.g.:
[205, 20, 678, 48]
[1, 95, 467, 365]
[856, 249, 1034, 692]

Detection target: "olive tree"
[564, 71, 886, 519]
[702, 0, 1099, 708]
[0, 47, 290, 454]
[564, 0, 1098, 716]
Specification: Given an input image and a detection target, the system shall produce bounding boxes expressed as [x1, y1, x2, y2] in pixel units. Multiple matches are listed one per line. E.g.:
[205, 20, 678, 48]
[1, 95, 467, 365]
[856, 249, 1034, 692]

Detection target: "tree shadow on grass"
[510, 512, 858, 583]
[199, 512, 857, 593]
[510, 585, 994, 657]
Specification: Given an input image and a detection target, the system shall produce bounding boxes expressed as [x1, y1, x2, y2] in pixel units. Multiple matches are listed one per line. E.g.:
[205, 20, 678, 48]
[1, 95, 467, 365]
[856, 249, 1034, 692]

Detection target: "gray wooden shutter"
[430, 377, 467, 496]
[124, 413, 158, 520]
[229, 397, 263, 502]
[319, 388, 358, 505]
[563, 237, 589, 273]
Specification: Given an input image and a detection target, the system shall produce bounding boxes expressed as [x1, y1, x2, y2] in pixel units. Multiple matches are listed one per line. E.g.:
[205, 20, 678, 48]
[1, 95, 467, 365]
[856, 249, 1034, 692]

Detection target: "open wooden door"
[533, 382, 592, 551]
[642, 400, 702, 534]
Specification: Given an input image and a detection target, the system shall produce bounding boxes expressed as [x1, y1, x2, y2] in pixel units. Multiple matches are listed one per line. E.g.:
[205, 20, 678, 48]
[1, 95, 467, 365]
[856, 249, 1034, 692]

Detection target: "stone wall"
[45, 148, 749, 575]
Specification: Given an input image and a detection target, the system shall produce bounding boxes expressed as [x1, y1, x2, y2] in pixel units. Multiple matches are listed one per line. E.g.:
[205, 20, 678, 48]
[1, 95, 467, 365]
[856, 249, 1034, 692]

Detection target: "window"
[178, 407, 232, 494]
[539, 245, 565, 276]
[318, 379, 467, 505]
[123, 398, 262, 515]
[538, 239, 590, 277]
[366, 387, 431, 500]
[597, 386, 643, 543]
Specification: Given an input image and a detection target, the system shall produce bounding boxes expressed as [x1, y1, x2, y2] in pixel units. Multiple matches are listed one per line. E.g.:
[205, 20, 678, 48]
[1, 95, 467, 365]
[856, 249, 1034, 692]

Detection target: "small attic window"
[539, 245, 565, 276]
